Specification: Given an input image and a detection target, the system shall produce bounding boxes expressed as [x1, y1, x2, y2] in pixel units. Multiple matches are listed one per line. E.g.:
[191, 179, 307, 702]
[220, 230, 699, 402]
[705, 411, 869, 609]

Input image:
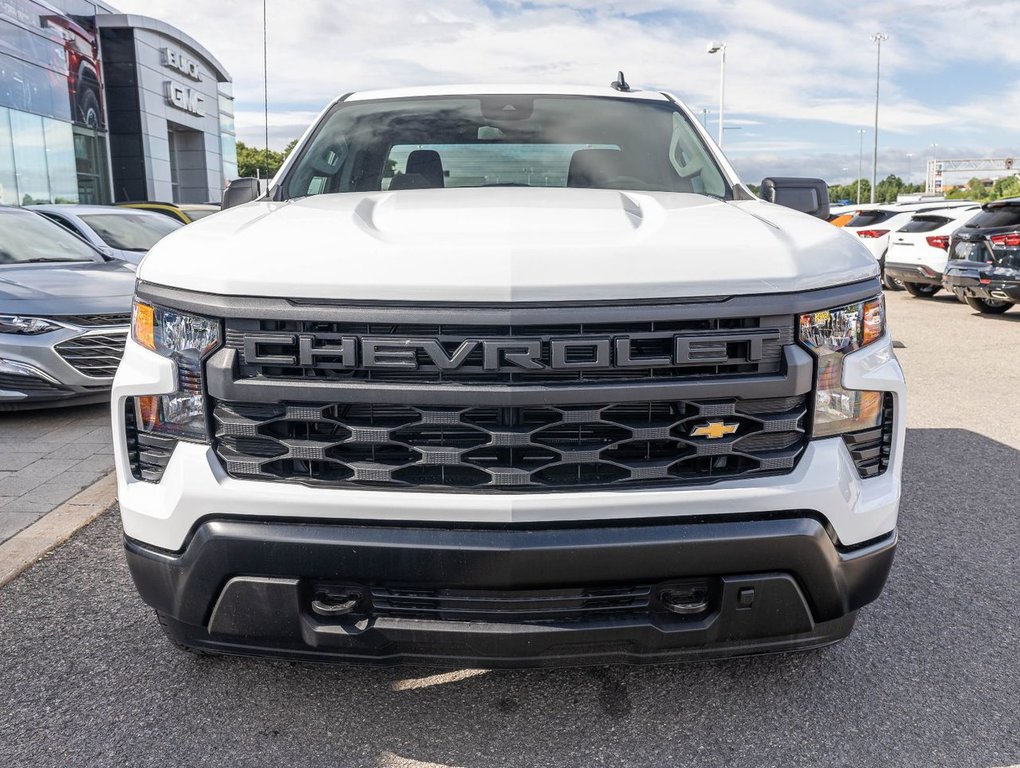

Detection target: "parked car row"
[842, 197, 1020, 314]
[0, 202, 216, 409]
[839, 200, 976, 290]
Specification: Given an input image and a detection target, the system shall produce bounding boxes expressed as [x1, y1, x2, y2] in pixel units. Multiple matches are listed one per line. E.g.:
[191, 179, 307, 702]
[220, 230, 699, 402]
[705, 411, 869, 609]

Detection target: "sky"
[111, 0, 1020, 187]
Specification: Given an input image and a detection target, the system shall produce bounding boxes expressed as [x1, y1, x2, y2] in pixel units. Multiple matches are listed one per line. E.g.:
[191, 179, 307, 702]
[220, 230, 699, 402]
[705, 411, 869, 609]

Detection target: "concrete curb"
[0, 471, 118, 589]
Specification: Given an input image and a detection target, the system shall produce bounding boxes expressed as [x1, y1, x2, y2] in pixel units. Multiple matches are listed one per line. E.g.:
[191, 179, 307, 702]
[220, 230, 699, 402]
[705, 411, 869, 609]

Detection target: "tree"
[235, 140, 295, 178]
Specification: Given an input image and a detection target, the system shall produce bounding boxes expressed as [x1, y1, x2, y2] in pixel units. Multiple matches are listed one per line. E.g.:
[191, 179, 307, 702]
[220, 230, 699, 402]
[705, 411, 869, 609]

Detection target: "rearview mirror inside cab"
[759, 177, 830, 220]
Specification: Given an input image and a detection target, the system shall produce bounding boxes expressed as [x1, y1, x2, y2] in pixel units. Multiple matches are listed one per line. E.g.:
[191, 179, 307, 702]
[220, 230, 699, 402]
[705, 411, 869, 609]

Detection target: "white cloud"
[109, 0, 1020, 167]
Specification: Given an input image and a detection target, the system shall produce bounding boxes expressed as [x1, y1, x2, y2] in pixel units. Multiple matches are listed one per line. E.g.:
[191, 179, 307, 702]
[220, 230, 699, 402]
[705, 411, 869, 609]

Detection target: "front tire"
[903, 282, 941, 298]
[964, 297, 1013, 314]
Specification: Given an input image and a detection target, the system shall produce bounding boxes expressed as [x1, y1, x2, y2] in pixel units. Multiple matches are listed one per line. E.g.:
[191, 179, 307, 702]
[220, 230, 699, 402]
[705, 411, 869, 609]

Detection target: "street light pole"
[707, 41, 727, 149]
[870, 32, 888, 203]
[857, 128, 867, 205]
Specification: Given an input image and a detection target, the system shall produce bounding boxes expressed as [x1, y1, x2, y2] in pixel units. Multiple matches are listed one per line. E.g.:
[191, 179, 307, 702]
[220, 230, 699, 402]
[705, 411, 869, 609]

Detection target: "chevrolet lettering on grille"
[242, 331, 782, 371]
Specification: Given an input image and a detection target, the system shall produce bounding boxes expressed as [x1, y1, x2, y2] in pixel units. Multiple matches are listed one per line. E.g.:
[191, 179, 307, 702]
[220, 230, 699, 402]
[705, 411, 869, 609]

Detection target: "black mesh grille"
[54, 313, 131, 327]
[55, 332, 127, 377]
[367, 584, 654, 621]
[212, 395, 808, 491]
[225, 316, 793, 385]
[124, 397, 177, 483]
[842, 394, 894, 479]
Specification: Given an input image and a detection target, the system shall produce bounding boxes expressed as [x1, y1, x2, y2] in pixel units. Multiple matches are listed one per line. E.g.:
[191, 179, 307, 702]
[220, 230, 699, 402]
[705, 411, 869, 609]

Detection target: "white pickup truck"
[112, 82, 906, 666]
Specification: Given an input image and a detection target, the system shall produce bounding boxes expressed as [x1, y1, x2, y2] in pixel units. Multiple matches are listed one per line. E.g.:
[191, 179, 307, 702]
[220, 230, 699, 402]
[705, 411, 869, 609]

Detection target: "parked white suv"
[844, 201, 974, 290]
[885, 206, 980, 297]
[111, 84, 906, 666]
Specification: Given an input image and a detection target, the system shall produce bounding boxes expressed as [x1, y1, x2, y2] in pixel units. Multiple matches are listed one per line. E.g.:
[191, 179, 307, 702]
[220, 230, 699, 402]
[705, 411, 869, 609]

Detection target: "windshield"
[282, 95, 730, 199]
[0, 211, 103, 265]
[80, 213, 183, 252]
[965, 205, 1020, 229]
[847, 210, 895, 227]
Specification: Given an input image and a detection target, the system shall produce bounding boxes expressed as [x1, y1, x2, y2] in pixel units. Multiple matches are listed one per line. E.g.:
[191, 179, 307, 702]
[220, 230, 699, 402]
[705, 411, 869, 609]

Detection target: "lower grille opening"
[212, 395, 808, 492]
[841, 393, 894, 479]
[303, 579, 718, 624]
[0, 371, 73, 397]
[125, 397, 177, 483]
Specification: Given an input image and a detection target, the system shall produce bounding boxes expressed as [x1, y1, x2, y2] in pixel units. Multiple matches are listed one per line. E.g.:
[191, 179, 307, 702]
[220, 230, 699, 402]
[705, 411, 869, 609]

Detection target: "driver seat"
[567, 148, 631, 188]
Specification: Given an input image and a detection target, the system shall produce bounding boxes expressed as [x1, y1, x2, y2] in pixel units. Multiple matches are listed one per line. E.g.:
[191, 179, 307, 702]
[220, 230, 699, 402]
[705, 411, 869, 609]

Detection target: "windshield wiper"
[7, 257, 92, 264]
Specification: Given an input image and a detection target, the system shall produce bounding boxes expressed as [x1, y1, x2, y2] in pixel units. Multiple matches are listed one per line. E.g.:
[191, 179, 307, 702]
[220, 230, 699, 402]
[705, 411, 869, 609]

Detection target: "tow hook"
[311, 589, 362, 617]
[658, 582, 710, 615]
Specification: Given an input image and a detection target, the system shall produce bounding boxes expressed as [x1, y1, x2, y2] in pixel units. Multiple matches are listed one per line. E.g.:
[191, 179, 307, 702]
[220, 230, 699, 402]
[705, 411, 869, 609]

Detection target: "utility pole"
[857, 128, 867, 205]
[870, 32, 888, 203]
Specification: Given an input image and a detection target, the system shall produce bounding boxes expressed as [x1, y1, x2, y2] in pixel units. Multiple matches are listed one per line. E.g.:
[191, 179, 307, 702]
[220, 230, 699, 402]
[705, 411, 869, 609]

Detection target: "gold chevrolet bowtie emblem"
[690, 421, 739, 439]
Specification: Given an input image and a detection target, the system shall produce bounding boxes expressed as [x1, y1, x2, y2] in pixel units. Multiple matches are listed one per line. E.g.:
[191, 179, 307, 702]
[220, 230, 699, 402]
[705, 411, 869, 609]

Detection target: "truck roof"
[345, 83, 671, 103]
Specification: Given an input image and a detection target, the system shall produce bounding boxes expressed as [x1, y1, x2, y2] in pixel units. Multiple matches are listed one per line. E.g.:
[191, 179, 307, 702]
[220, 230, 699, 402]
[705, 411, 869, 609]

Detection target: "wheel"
[902, 282, 941, 298]
[76, 81, 101, 129]
[882, 271, 904, 291]
[964, 297, 1013, 314]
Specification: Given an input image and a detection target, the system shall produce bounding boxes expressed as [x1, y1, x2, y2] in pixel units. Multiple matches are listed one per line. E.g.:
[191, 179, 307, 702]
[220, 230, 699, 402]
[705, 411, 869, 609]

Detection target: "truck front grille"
[225, 316, 793, 385]
[212, 395, 808, 491]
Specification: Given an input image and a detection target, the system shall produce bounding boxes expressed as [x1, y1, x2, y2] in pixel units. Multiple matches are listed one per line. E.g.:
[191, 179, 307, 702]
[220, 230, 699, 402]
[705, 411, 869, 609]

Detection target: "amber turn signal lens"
[132, 301, 155, 351]
[135, 394, 161, 431]
[862, 297, 884, 347]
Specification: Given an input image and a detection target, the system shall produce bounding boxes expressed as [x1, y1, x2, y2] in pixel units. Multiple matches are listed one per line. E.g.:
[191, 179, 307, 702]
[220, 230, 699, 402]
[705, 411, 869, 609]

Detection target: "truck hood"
[0, 260, 136, 315]
[139, 188, 878, 302]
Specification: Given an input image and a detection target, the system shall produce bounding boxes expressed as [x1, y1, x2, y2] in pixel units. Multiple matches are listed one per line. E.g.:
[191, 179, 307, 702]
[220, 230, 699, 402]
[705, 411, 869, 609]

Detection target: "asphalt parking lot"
[0, 290, 1018, 768]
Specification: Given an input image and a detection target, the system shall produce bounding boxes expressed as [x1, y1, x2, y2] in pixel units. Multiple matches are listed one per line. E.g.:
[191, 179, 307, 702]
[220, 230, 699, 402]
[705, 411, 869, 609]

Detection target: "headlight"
[799, 296, 885, 438]
[0, 315, 62, 335]
[131, 300, 220, 441]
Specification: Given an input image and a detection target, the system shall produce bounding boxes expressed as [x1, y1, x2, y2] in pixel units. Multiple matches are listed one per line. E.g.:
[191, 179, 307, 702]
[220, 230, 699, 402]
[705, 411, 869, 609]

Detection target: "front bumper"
[112, 334, 907, 552]
[127, 515, 896, 667]
[0, 325, 125, 408]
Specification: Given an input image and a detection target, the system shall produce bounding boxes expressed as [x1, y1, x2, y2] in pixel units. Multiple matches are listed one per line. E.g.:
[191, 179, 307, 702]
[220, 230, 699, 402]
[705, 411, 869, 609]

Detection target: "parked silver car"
[0, 207, 135, 409]
[30, 205, 184, 265]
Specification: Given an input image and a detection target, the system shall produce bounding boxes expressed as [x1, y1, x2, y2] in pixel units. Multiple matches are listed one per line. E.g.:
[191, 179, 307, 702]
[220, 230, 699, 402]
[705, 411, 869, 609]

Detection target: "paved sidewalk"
[0, 404, 114, 544]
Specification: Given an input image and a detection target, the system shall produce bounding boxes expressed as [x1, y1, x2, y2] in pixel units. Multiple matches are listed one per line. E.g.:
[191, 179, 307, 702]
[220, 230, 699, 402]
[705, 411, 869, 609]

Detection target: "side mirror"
[221, 177, 262, 209]
[759, 177, 830, 220]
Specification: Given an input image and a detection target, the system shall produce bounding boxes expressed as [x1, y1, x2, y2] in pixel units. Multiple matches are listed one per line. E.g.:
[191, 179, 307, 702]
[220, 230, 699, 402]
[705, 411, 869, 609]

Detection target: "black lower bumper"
[943, 272, 1020, 302]
[884, 263, 941, 286]
[125, 515, 896, 667]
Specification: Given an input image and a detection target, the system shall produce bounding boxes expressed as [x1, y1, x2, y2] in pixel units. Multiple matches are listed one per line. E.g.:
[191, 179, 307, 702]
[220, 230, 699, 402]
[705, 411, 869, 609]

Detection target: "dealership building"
[0, 0, 238, 206]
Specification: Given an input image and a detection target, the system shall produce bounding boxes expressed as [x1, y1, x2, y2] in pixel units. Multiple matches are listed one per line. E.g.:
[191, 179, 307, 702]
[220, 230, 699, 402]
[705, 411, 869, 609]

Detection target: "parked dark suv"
[942, 198, 1020, 314]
